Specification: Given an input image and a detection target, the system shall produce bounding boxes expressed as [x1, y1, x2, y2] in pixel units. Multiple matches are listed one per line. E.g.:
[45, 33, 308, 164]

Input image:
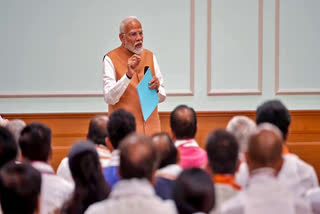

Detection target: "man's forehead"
[125, 20, 142, 32]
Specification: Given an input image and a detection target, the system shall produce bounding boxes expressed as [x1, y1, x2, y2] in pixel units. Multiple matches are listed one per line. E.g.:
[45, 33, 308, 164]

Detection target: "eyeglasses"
[123, 30, 143, 38]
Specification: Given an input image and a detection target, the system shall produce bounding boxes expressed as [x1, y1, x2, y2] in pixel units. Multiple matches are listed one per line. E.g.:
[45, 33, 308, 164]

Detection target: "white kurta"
[221, 168, 312, 214]
[306, 187, 320, 214]
[57, 145, 111, 184]
[31, 161, 74, 214]
[85, 178, 177, 214]
[235, 153, 318, 197]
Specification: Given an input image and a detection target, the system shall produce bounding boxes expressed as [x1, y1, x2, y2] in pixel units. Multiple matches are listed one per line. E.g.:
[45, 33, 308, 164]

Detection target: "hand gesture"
[127, 54, 141, 78]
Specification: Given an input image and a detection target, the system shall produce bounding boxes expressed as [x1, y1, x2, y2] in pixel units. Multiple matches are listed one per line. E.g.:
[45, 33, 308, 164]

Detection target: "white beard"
[124, 41, 143, 54]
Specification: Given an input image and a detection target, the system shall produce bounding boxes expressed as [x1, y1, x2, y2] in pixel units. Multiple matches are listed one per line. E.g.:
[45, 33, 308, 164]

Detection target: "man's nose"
[136, 34, 143, 41]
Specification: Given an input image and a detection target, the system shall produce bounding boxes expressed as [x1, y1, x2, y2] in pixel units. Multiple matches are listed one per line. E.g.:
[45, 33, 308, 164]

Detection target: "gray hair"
[6, 119, 26, 144]
[119, 16, 139, 33]
[226, 116, 256, 153]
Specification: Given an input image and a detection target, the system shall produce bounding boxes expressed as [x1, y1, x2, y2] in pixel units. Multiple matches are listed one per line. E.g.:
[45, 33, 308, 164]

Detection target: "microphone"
[144, 66, 149, 75]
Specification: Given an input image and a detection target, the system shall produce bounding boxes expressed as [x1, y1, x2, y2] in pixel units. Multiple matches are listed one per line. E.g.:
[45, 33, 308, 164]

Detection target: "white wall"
[1, 0, 320, 113]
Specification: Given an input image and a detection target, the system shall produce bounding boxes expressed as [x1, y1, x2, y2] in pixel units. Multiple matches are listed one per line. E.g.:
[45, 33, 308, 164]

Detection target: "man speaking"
[102, 16, 166, 135]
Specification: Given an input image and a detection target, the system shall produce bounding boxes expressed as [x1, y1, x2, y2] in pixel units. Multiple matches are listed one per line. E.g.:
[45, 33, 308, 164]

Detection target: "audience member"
[85, 134, 177, 214]
[57, 115, 111, 183]
[102, 109, 136, 188]
[170, 105, 207, 169]
[236, 100, 318, 197]
[0, 116, 8, 127]
[152, 132, 182, 200]
[220, 123, 312, 214]
[60, 142, 110, 214]
[226, 116, 257, 187]
[19, 122, 73, 214]
[0, 162, 41, 214]
[173, 167, 215, 214]
[206, 129, 240, 212]
[0, 127, 18, 169]
[306, 187, 320, 214]
[226, 116, 256, 161]
[5, 119, 26, 161]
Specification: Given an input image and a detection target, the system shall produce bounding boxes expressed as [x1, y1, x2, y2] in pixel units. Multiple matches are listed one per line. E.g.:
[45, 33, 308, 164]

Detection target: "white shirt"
[221, 168, 312, 214]
[306, 187, 320, 214]
[57, 145, 111, 184]
[103, 54, 166, 105]
[85, 178, 177, 214]
[31, 161, 74, 214]
[155, 164, 182, 179]
[235, 153, 319, 197]
[211, 183, 239, 214]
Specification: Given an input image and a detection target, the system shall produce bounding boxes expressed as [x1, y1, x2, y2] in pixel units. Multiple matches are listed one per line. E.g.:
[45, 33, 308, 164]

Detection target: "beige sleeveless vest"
[106, 47, 161, 135]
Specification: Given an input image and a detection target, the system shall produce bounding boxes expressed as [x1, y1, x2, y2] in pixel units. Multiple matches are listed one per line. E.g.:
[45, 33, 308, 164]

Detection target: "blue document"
[136, 69, 159, 121]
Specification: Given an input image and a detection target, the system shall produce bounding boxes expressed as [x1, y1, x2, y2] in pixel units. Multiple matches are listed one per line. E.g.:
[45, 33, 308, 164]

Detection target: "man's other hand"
[148, 76, 160, 92]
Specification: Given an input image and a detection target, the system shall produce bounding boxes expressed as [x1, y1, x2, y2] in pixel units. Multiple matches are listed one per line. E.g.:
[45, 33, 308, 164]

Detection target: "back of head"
[256, 99, 290, 140]
[152, 132, 178, 169]
[226, 116, 256, 153]
[206, 129, 239, 174]
[247, 123, 283, 171]
[5, 119, 26, 145]
[19, 122, 52, 162]
[0, 127, 18, 168]
[87, 115, 108, 146]
[173, 168, 215, 214]
[119, 134, 157, 181]
[170, 105, 197, 139]
[0, 162, 41, 214]
[66, 141, 110, 213]
[107, 109, 136, 149]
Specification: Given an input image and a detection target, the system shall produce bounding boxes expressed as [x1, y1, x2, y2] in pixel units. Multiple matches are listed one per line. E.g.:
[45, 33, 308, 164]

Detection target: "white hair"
[5, 119, 26, 144]
[119, 16, 139, 33]
[226, 116, 256, 153]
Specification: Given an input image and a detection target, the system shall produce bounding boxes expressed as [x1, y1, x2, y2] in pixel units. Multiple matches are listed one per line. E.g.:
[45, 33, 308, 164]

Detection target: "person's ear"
[170, 130, 176, 142]
[150, 171, 156, 186]
[205, 163, 213, 176]
[47, 151, 52, 164]
[119, 33, 125, 44]
[105, 138, 114, 152]
[35, 195, 41, 214]
[117, 166, 121, 179]
[234, 158, 241, 173]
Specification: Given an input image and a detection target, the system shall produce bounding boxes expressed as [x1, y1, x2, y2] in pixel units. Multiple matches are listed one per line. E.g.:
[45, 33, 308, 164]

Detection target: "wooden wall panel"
[3, 111, 319, 180]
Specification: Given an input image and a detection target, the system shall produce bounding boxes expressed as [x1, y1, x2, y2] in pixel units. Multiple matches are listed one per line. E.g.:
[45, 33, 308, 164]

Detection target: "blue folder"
[136, 68, 159, 121]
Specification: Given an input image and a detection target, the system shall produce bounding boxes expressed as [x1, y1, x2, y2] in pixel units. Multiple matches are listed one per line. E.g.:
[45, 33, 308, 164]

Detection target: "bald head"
[119, 134, 157, 181]
[170, 105, 197, 139]
[247, 123, 283, 172]
[152, 132, 178, 169]
[87, 115, 109, 146]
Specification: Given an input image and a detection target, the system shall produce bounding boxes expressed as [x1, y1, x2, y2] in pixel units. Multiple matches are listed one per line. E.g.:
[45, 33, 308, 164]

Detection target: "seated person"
[152, 132, 182, 200]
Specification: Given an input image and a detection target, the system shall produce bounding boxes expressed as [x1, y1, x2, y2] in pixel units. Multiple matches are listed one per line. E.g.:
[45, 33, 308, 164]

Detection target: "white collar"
[31, 161, 55, 175]
[174, 139, 199, 148]
[155, 164, 182, 178]
[111, 178, 154, 198]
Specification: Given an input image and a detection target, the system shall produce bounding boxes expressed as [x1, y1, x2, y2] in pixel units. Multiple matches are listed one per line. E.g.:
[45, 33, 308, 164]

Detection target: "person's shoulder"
[103, 47, 122, 61]
[84, 199, 109, 214]
[293, 195, 313, 214]
[219, 192, 244, 214]
[142, 48, 153, 54]
[285, 154, 315, 173]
